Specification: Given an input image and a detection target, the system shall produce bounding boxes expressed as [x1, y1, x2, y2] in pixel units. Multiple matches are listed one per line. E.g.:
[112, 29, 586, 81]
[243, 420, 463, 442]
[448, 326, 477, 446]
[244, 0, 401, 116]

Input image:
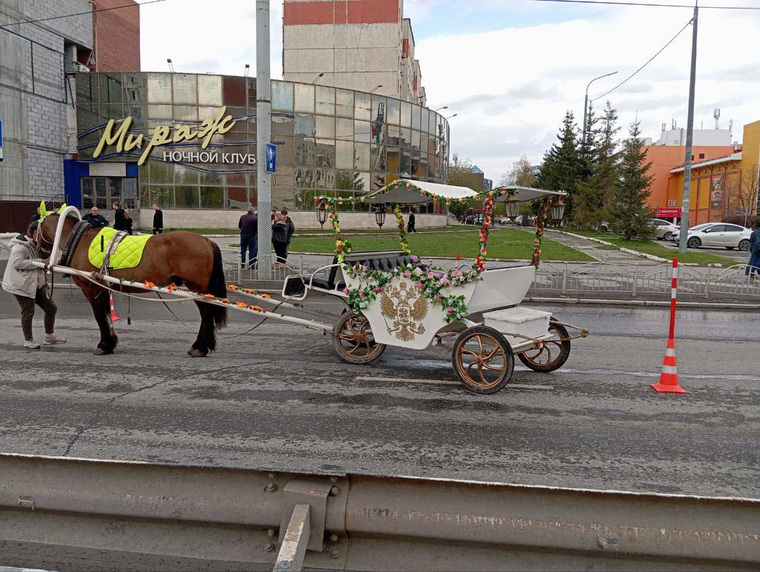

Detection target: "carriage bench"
[283, 250, 415, 297]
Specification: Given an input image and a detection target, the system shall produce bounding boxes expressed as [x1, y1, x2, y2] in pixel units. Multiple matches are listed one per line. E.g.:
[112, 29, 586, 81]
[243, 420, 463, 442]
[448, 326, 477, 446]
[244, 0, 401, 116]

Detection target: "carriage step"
[483, 307, 552, 347]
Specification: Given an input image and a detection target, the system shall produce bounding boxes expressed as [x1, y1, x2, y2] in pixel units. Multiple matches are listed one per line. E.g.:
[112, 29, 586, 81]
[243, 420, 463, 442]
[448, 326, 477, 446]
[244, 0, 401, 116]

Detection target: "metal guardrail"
[533, 262, 760, 300]
[1, 453, 759, 571]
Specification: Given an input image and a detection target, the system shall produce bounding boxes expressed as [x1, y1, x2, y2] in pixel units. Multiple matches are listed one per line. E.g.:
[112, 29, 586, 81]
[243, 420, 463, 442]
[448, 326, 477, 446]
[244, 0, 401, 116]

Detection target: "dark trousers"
[273, 241, 288, 264]
[746, 254, 760, 276]
[241, 234, 258, 267]
[407, 224, 417, 233]
[14, 287, 57, 341]
[153, 228, 163, 235]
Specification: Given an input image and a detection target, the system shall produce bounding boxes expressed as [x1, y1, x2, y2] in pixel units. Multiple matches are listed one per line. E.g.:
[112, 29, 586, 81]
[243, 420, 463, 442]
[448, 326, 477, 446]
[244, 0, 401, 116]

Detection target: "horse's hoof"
[93, 348, 113, 355]
[188, 348, 207, 358]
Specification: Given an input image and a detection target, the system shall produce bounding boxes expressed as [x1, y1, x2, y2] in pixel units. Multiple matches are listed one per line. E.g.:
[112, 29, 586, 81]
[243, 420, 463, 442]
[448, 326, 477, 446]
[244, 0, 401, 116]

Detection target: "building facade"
[666, 121, 759, 226]
[0, 0, 140, 231]
[282, 0, 426, 105]
[71, 72, 452, 228]
[643, 125, 735, 220]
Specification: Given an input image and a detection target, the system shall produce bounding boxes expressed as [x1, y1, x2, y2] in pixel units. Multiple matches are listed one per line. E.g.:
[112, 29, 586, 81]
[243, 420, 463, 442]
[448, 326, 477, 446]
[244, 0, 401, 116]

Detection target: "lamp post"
[445, 113, 457, 120]
[374, 206, 387, 228]
[433, 106, 448, 112]
[316, 200, 327, 229]
[244, 64, 250, 78]
[582, 71, 617, 146]
[370, 84, 383, 93]
[312, 72, 324, 85]
[166, 58, 174, 72]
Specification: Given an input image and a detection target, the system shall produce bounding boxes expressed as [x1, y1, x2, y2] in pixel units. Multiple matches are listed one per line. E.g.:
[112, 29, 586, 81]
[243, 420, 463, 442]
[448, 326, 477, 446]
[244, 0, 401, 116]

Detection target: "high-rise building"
[282, 0, 426, 106]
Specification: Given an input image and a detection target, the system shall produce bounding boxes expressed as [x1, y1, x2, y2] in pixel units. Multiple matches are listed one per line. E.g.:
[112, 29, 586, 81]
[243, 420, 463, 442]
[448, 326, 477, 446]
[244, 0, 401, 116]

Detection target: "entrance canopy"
[365, 179, 479, 205]
[493, 186, 566, 203]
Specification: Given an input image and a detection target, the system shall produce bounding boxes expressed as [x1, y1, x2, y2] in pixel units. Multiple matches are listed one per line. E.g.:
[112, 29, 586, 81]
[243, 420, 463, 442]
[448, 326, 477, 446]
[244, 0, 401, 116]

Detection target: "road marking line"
[354, 376, 553, 390]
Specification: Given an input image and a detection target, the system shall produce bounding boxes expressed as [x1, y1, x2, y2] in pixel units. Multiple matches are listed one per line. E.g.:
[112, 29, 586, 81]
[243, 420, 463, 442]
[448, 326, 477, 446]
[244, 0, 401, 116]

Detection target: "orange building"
[645, 145, 734, 219]
[666, 120, 760, 225]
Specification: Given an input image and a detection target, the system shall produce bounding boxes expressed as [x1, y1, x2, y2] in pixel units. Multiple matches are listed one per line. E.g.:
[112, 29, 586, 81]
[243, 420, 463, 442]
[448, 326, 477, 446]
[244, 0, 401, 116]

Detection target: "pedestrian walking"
[152, 203, 164, 235]
[1, 222, 67, 349]
[281, 208, 295, 258]
[82, 206, 109, 228]
[238, 207, 258, 268]
[124, 210, 134, 235]
[407, 209, 417, 233]
[746, 222, 760, 278]
[113, 202, 127, 231]
[271, 212, 289, 266]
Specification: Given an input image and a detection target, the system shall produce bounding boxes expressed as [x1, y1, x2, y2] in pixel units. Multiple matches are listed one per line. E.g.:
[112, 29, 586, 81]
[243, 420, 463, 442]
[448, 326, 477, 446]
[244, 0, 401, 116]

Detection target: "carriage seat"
[285, 250, 415, 295]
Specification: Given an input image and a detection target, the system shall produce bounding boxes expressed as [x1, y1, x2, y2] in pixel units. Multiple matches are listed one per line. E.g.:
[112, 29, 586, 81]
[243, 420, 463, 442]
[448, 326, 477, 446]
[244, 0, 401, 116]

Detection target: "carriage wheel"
[452, 325, 514, 394]
[518, 321, 571, 373]
[332, 312, 386, 364]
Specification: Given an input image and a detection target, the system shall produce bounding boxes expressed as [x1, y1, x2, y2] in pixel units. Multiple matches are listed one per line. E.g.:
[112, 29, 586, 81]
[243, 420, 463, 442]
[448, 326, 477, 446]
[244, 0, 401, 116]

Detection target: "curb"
[524, 296, 760, 310]
[551, 230, 672, 263]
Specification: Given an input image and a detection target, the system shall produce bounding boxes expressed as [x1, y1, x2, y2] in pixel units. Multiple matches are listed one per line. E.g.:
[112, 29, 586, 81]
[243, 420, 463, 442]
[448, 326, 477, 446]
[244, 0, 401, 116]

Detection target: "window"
[698, 153, 705, 159]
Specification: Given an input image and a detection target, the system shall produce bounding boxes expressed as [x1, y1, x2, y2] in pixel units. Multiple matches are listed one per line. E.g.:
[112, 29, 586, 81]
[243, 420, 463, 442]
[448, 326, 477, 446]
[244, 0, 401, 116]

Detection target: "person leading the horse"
[1, 222, 66, 349]
[83, 206, 109, 228]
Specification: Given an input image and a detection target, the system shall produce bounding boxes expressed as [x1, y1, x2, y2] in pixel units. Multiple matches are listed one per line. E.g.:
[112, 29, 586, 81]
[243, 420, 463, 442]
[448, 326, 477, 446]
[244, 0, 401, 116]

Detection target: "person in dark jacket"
[124, 210, 134, 235]
[238, 207, 258, 267]
[113, 202, 127, 231]
[407, 209, 417, 233]
[82, 207, 109, 228]
[271, 212, 289, 266]
[746, 222, 760, 278]
[152, 203, 164, 235]
[1, 223, 66, 349]
[281, 208, 295, 257]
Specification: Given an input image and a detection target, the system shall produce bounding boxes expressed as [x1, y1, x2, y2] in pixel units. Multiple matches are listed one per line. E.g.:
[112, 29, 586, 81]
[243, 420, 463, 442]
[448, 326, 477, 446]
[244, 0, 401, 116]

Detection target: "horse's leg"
[83, 284, 118, 355]
[188, 300, 214, 358]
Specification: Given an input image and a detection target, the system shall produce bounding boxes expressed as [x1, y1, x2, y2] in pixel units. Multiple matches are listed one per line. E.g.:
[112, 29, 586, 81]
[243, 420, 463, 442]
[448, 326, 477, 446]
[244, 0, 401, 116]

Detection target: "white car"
[648, 218, 679, 241]
[684, 223, 752, 251]
[670, 222, 713, 243]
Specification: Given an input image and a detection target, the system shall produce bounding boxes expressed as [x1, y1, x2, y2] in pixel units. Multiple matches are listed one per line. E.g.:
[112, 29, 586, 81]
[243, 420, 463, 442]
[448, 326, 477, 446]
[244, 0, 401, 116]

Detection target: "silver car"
[670, 222, 713, 243]
[648, 218, 679, 241]
[685, 223, 753, 251]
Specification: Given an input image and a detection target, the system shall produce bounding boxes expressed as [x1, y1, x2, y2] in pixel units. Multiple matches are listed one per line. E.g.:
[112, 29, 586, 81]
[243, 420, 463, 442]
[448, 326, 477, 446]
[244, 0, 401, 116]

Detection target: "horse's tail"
[206, 241, 228, 331]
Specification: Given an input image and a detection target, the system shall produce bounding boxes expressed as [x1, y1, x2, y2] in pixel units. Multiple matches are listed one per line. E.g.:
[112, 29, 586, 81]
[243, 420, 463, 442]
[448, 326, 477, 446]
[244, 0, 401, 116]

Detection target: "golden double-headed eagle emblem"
[380, 282, 429, 341]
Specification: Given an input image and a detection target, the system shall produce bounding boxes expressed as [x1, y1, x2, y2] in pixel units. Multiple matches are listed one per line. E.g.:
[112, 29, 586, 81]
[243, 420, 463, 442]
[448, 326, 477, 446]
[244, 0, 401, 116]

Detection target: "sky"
[139, 0, 760, 184]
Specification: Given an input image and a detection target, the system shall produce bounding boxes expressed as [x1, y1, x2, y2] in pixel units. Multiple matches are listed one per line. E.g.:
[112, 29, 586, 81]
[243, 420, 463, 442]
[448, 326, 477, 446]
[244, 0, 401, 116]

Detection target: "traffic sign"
[265, 143, 276, 173]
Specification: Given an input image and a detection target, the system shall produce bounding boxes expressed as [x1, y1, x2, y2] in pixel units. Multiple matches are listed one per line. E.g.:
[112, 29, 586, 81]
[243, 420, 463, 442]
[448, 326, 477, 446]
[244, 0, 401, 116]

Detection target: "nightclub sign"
[92, 106, 255, 166]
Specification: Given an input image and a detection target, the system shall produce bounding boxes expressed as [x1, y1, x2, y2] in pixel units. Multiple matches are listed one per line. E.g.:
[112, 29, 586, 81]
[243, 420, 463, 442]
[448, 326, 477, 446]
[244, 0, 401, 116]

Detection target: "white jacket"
[1, 235, 44, 298]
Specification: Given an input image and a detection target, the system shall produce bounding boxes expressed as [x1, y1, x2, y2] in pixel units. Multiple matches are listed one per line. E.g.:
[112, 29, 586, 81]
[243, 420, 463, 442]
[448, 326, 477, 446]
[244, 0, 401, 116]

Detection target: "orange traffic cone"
[651, 338, 685, 393]
[109, 293, 122, 322]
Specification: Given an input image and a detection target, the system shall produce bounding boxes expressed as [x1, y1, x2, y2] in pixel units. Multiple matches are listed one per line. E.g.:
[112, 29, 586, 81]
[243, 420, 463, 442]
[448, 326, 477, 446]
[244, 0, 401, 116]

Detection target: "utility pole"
[678, 2, 699, 254]
[256, 0, 274, 277]
[582, 71, 617, 147]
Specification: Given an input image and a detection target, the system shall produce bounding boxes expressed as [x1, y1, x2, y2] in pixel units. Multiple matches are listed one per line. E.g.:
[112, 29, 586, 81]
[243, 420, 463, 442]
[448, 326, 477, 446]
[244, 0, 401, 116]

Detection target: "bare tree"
[499, 155, 536, 188]
[737, 164, 759, 227]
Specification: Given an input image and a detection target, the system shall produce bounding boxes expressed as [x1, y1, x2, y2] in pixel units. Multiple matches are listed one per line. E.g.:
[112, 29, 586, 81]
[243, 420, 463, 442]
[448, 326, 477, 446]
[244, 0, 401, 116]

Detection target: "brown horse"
[39, 214, 227, 357]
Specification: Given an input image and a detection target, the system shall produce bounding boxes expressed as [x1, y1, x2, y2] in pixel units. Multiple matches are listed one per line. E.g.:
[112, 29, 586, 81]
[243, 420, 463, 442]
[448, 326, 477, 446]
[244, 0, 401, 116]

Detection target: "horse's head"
[37, 214, 60, 256]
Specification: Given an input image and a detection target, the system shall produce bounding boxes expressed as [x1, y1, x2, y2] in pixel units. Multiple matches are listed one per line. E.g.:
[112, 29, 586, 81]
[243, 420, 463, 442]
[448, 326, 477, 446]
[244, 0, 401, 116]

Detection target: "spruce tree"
[536, 111, 582, 221]
[608, 120, 656, 240]
[573, 102, 620, 229]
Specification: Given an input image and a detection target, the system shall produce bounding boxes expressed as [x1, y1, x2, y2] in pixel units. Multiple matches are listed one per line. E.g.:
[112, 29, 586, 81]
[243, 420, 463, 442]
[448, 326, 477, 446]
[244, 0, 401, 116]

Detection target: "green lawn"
[572, 231, 737, 266]
[289, 228, 594, 261]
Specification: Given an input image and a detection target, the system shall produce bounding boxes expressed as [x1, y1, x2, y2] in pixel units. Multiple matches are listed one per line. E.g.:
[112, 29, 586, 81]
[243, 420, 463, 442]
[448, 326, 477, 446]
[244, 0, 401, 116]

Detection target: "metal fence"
[2, 453, 759, 571]
[532, 262, 760, 301]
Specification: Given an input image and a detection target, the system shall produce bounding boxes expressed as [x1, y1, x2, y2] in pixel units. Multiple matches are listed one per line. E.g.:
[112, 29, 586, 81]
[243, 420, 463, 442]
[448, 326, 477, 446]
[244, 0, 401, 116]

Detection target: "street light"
[166, 58, 174, 72]
[582, 71, 617, 146]
[370, 84, 383, 93]
[244, 64, 250, 78]
[312, 72, 324, 85]
[374, 206, 387, 228]
[315, 200, 328, 229]
[445, 113, 457, 120]
[433, 106, 448, 112]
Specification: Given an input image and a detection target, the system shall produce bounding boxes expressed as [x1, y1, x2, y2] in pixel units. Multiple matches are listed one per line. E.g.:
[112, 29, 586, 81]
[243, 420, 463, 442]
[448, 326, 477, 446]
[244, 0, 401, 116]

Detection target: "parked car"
[647, 218, 679, 241]
[670, 222, 713, 243]
[497, 216, 511, 225]
[683, 223, 752, 250]
[599, 221, 610, 232]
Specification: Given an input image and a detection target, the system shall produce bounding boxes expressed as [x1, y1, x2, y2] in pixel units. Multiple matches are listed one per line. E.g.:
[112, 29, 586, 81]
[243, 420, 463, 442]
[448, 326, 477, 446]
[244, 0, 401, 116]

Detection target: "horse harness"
[58, 220, 92, 267]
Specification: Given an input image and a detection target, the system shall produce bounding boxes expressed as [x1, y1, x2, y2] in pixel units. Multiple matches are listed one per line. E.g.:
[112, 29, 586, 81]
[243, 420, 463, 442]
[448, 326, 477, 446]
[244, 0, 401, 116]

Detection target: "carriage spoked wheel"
[452, 325, 514, 394]
[518, 321, 571, 373]
[332, 312, 387, 364]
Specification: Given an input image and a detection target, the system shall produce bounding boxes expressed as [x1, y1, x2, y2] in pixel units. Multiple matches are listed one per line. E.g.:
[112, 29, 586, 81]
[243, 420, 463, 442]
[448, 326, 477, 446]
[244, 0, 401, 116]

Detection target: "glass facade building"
[72, 72, 451, 213]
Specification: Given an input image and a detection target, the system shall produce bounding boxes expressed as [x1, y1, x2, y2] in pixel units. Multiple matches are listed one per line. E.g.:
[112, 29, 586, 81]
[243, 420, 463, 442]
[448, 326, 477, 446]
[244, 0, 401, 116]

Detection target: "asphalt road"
[0, 285, 758, 501]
